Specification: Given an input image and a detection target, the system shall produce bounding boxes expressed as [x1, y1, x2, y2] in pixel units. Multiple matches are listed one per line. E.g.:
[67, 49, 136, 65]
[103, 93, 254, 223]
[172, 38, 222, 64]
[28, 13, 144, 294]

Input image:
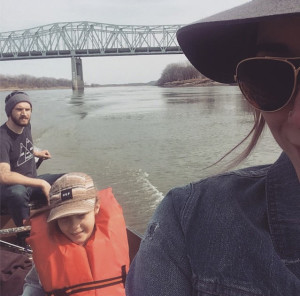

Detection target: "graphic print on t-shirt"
[17, 138, 34, 167]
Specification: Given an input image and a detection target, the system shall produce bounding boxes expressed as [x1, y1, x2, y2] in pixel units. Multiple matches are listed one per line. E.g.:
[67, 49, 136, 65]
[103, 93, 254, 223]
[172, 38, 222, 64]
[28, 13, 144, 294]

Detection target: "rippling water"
[0, 86, 281, 233]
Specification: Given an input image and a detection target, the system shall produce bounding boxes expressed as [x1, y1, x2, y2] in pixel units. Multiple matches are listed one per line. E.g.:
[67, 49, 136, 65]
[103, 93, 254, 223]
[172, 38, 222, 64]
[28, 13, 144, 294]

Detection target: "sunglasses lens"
[237, 59, 295, 111]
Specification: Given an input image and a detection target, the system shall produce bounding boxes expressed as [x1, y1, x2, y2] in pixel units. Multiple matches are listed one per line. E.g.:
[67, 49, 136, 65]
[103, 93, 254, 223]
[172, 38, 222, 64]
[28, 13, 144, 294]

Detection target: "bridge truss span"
[0, 21, 184, 61]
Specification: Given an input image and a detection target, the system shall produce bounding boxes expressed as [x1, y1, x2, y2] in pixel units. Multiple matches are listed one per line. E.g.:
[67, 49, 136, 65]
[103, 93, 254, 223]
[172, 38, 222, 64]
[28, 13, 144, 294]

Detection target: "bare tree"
[157, 62, 203, 86]
[0, 75, 72, 89]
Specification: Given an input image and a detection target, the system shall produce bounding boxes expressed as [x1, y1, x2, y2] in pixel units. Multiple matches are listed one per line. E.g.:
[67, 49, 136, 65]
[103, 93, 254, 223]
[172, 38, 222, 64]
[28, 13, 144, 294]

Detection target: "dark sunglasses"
[235, 57, 300, 112]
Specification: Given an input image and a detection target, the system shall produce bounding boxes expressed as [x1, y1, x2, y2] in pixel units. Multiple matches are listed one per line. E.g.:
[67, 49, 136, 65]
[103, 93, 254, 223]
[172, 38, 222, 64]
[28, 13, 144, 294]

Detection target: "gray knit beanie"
[5, 92, 32, 116]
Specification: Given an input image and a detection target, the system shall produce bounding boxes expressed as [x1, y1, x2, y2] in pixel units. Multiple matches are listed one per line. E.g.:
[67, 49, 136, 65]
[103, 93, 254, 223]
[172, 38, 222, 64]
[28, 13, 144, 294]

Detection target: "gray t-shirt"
[0, 123, 37, 177]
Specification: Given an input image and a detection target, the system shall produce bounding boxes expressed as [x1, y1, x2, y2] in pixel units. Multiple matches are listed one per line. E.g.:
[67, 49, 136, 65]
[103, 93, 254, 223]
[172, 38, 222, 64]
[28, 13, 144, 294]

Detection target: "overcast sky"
[0, 0, 249, 84]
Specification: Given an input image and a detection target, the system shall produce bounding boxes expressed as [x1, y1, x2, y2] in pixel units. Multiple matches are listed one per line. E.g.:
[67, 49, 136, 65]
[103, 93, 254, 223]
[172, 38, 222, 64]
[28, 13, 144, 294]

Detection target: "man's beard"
[11, 114, 30, 127]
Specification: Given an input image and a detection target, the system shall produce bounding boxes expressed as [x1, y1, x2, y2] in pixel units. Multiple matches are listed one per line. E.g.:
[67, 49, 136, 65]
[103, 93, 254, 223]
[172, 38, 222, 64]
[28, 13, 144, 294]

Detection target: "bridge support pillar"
[71, 57, 84, 90]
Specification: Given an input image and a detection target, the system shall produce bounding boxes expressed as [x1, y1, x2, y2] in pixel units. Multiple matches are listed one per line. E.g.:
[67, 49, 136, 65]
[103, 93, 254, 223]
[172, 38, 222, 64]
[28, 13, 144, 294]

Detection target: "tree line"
[0, 74, 72, 89]
[157, 62, 205, 86]
[0, 62, 203, 89]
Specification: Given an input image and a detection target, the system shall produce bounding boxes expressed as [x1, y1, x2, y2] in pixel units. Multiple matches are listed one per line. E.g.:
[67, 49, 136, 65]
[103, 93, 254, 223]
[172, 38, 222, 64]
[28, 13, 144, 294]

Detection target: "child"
[22, 172, 129, 296]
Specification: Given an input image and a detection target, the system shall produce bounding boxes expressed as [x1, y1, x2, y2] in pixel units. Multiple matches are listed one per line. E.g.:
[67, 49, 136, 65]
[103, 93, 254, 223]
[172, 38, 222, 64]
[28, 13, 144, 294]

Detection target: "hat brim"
[47, 199, 95, 222]
[177, 1, 300, 83]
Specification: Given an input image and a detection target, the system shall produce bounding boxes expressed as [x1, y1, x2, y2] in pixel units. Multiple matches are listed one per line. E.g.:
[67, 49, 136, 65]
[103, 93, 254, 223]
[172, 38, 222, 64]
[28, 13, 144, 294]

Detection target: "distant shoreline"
[0, 78, 231, 91]
[0, 81, 156, 91]
[160, 78, 226, 87]
[0, 86, 70, 91]
[0, 84, 152, 91]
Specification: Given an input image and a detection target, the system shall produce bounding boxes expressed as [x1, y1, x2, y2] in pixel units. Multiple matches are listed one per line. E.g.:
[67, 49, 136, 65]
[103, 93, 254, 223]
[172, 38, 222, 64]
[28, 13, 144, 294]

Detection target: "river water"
[0, 86, 281, 234]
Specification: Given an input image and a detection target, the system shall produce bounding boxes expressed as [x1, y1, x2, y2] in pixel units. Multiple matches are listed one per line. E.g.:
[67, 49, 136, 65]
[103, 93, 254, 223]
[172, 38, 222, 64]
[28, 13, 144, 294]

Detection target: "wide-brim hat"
[177, 0, 300, 84]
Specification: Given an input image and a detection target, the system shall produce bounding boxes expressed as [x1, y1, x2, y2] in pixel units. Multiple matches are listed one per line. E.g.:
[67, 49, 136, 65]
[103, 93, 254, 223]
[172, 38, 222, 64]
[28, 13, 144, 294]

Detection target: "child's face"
[57, 204, 100, 245]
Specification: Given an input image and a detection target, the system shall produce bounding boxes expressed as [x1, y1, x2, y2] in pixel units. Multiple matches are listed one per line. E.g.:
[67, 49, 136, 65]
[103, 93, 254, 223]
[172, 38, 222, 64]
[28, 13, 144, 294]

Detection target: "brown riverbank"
[0, 78, 229, 91]
[160, 77, 226, 87]
[0, 74, 72, 92]
[0, 86, 70, 91]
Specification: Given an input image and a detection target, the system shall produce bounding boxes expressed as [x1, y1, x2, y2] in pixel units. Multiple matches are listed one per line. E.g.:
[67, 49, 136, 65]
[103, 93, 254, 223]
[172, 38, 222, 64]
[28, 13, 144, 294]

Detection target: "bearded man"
[0, 91, 63, 234]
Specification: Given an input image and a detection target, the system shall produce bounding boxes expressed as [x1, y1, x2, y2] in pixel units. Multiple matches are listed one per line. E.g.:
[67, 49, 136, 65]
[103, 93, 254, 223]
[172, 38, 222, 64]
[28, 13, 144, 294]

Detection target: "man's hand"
[34, 150, 52, 160]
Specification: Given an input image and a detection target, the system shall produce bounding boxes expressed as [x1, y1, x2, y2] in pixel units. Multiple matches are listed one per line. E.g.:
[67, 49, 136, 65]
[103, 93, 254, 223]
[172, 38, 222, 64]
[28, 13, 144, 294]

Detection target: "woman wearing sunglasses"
[126, 0, 300, 295]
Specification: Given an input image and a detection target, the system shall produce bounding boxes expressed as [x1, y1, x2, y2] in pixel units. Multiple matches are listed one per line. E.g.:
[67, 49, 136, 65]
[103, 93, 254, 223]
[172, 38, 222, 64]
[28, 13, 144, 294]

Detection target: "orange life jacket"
[27, 188, 130, 296]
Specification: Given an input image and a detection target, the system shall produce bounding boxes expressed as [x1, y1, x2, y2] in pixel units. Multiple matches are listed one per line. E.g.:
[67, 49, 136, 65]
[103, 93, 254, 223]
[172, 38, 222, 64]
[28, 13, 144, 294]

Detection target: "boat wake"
[136, 169, 164, 206]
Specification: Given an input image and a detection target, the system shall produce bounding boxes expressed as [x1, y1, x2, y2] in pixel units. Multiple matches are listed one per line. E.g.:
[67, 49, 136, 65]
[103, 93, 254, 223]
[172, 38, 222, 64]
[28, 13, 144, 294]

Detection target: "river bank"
[0, 79, 227, 91]
[0, 86, 70, 91]
[0, 76, 231, 91]
[160, 77, 226, 87]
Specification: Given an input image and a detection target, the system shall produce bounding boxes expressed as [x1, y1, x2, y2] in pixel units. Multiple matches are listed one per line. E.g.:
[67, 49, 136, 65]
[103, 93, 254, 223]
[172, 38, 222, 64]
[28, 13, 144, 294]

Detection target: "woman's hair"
[209, 108, 266, 171]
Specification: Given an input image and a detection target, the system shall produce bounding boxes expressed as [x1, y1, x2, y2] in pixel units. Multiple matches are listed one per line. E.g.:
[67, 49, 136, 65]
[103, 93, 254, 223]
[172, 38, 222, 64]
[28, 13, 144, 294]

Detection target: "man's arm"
[0, 162, 51, 201]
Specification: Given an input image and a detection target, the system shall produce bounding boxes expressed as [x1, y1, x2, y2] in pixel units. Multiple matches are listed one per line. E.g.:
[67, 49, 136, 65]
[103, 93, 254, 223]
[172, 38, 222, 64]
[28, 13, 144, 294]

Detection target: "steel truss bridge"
[0, 21, 184, 61]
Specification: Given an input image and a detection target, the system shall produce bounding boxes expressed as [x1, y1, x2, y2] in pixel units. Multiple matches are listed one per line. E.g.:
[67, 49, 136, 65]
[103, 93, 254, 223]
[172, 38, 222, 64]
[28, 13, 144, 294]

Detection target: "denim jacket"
[126, 153, 300, 295]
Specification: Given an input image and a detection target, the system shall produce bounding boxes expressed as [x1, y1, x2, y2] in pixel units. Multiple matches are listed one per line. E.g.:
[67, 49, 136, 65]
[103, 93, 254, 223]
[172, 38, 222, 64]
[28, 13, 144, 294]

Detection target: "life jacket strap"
[47, 265, 127, 296]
